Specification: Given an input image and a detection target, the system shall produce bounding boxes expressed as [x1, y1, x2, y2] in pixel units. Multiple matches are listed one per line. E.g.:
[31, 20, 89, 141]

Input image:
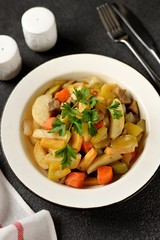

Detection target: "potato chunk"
[70, 129, 83, 153]
[32, 94, 52, 127]
[109, 99, 124, 139]
[34, 141, 48, 169]
[48, 162, 71, 181]
[40, 138, 66, 150]
[87, 153, 122, 174]
[78, 148, 97, 171]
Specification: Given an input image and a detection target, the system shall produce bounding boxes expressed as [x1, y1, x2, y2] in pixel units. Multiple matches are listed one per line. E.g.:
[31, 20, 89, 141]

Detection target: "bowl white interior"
[1, 53, 160, 208]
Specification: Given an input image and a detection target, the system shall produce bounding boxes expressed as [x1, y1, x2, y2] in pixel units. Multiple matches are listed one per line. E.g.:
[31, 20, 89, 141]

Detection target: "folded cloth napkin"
[0, 170, 57, 240]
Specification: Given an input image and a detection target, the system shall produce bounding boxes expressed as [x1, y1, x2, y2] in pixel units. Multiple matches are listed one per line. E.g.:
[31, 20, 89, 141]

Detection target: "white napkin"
[0, 170, 57, 240]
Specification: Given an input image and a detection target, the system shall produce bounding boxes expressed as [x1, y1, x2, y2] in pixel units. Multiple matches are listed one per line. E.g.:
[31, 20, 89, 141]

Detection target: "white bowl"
[1, 54, 160, 208]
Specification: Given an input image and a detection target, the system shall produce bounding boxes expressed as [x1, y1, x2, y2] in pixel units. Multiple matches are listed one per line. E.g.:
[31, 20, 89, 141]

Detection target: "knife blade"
[111, 3, 160, 64]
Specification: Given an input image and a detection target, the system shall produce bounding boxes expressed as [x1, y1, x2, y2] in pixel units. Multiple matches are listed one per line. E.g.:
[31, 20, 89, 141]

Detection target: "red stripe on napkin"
[13, 222, 24, 240]
[0, 224, 3, 228]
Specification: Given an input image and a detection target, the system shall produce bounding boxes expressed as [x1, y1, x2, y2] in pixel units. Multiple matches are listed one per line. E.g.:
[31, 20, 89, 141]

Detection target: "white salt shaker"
[0, 35, 22, 81]
[21, 7, 57, 52]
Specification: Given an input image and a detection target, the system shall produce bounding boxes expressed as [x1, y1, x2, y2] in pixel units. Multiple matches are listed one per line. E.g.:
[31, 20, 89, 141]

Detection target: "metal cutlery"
[97, 3, 160, 88]
[111, 3, 160, 65]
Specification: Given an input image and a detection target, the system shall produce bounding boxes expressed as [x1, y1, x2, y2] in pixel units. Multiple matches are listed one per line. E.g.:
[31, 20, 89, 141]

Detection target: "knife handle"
[121, 39, 160, 89]
[150, 49, 160, 65]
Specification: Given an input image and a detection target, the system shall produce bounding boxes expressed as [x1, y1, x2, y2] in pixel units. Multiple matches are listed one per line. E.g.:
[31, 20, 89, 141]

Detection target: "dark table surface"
[0, 0, 160, 239]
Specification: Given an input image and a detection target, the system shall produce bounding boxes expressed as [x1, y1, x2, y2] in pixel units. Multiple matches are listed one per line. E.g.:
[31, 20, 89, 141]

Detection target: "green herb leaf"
[49, 119, 66, 136]
[70, 116, 82, 135]
[73, 88, 98, 108]
[107, 100, 123, 119]
[90, 96, 98, 108]
[82, 108, 99, 136]
[82, 108, 99, 124]
[88, 123, 98, 136]
[55, 144, 76, 169]
[61, 102, 78, 119]
[73, 88, 90, 103]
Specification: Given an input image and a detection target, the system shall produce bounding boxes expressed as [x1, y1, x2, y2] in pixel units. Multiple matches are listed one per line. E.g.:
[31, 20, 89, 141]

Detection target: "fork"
[97, 3, 160, 88]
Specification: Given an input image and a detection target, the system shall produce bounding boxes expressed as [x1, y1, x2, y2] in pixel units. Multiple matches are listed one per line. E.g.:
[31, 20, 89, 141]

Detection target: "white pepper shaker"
[21, 7, 57, 52]
[0, 35, 22, 81]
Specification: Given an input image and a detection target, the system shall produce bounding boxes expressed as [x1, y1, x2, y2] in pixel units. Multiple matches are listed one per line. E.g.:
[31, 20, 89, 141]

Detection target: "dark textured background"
[0, 0, 160, 239]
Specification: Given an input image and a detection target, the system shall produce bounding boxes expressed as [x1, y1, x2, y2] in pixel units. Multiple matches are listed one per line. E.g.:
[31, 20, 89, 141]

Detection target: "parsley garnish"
[49, 119, 66, 136]
[61, 102, 78, 119]
[55, 144, 76, 169]
[70, 116, 83, 135]
[49, 87, 100, 168]
[107, 100, 123, 119]
[82, 108, 99, 136]
[73, 88, 98, 108]
[51, 88, 99, 136]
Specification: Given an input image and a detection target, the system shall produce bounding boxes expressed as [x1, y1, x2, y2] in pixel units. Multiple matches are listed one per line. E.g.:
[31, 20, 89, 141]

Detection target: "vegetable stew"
[23, 75, 146, 188]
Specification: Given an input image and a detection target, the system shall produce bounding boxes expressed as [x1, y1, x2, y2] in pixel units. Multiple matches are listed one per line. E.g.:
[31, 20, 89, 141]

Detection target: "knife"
[111, 3, 160, 64]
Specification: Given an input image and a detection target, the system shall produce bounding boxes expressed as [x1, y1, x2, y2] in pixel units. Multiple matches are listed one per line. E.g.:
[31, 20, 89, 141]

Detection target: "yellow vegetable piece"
[70, 129, 83, 152]
[47, 149, 81, 169]
[93, 138, 110, 149]
[111, 135, 138, 148]
[48, 162, 71, 181]
[34, 141, 48, 169]
[44, 152, 62, 165]
[70, 153, 82, 169]
[105, 135, 138, 155]
[78, 102, 90, 113]
[40, 138, 66, 149]
[32, 129, 71, 141]
[99, 84, 116, 102]
[82, 123, 92, 142]
[45, 85, 61, 95]
[87, 153, 122, 174]
[91, 127, 108, 144]
[124, 122, 143, 137]
[78, 148, 97, 171]
[105, 146, 135, 155]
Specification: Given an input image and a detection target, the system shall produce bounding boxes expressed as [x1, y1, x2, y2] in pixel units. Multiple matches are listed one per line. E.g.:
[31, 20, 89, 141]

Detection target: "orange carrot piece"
[81, 141, 93, 153]
[65, 172, 86, 188]
[94, 120, 104, 129]
[55, 88, 71, 102]
[97, 166, 113, 185]
[44, 117, 55, 130]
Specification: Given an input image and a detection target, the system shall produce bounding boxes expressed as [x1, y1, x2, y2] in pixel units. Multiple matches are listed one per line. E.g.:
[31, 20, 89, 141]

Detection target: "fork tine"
[107, 4, 121, 30]
[97, 3, 160, 87]
[97, 5, 111, 33]
[97, 3, 121, 34]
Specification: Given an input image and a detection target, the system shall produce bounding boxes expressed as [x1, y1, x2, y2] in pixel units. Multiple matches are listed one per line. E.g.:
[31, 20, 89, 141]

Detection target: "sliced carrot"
[94, 120, 104, 129]
[55, 88, 71, 102]
[65, 172, 86, 188]
[81, 140, 93, 153]
[97, 166, 113, 185]
[44, 117, 56, 130]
